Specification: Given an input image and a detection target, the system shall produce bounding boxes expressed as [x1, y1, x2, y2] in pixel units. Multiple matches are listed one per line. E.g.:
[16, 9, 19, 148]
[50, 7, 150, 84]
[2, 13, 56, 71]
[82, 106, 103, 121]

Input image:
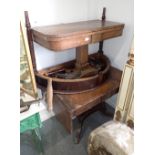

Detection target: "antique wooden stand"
[25, 8, 124, 143]
[30, 9, 124, 94]
[53, 67, 122, 143]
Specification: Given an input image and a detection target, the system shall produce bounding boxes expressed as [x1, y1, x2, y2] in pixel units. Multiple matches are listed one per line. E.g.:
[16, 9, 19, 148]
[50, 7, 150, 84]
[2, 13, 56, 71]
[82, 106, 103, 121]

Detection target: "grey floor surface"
[20, 106, 114, 155]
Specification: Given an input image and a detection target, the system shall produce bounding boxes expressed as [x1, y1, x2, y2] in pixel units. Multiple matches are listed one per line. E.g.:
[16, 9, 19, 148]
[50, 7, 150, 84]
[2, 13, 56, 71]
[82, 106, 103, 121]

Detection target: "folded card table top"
[32, 20, 124, 51]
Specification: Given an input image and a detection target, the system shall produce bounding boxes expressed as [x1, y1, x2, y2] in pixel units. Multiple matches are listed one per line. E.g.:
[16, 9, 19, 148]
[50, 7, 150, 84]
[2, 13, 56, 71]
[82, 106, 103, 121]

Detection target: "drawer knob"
[85, 37, 90, 42]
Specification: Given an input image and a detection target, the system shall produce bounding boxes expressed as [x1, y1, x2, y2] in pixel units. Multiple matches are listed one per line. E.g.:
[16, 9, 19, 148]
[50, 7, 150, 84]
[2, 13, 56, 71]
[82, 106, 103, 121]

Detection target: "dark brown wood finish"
[76, 45, 88, 69]
[25, 11, 124, 94]
[98, 7, 106, 55]
[102, 7, 106, 21]
[35, 53, 111, 94]
[53, 66, 122, 133]
[24, 10, 125, 142]
[24, 11, 37, 73]
[32, 20, 124, 51]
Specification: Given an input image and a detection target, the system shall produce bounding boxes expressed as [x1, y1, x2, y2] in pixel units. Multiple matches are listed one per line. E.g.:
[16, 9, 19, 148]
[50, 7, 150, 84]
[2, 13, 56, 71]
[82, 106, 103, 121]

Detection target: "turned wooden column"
[75, 45, 89, 69]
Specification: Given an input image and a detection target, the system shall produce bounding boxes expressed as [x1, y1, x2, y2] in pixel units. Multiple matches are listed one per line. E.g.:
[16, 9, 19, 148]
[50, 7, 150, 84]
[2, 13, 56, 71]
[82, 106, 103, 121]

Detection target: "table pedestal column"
[75, 45, 89, 69]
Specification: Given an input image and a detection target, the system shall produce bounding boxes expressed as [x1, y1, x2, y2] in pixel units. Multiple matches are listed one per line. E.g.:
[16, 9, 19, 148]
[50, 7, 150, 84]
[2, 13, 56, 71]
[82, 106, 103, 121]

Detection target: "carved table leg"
[73, 102, 114, 144]
[75, 112, 93, 144]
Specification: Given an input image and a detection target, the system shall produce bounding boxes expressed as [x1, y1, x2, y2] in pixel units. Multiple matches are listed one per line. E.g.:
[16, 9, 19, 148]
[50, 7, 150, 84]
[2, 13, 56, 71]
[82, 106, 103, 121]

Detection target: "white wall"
[97, 0, 134, 70]
[96, 0, 134, 107]
[25, 0, 99, 70]
[24, 0, 133, 110]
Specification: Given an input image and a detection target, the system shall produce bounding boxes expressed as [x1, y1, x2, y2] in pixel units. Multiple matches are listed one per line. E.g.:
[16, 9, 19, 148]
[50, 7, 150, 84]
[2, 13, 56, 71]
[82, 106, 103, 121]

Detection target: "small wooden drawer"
[92, 27, 123, 43]
[52, 35, 91, 51]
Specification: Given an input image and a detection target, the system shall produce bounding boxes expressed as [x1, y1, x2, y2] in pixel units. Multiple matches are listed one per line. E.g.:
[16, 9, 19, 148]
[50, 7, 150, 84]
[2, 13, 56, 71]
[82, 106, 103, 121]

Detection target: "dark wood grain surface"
[32, 20, 124, 51]
[53, 66, 122, 133]
[56, 67, 121, 116]
[35, 53, 111, 94]
[32, 20, 124, 38]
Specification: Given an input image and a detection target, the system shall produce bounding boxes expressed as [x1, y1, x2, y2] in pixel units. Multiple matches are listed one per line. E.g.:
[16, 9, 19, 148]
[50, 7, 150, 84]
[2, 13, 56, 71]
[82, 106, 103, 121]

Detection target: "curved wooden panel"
[35, 53, 111, 94]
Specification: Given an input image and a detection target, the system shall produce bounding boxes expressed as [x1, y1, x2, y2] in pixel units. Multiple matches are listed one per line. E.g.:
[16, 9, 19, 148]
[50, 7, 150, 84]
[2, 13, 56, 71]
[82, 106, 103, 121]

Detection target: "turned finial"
[102, 7, 106, 21]
[98, 7, 106, 55]
[24, 11, 37, 72]
[127, 39, 134, 66]
[24, 11, 31, 29]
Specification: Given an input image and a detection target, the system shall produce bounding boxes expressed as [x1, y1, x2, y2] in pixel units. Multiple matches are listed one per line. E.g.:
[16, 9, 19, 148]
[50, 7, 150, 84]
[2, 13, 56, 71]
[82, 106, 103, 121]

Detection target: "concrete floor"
[20, 106, 114, 155]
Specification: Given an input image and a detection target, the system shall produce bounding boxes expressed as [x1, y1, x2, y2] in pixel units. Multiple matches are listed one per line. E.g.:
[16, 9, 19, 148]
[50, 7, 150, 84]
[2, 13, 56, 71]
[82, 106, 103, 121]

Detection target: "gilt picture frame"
[20, 20, 38, 99]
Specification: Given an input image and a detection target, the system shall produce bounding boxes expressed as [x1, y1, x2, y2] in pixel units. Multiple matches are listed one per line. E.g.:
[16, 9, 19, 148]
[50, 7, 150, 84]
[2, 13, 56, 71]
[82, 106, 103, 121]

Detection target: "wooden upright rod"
[98, 7, 106, 55]
[24, 11, 37, 73]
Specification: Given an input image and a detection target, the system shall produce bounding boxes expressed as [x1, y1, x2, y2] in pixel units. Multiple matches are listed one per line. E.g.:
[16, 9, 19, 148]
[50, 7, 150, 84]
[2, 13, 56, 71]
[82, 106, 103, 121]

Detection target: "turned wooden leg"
[46, 79, 53, 111]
